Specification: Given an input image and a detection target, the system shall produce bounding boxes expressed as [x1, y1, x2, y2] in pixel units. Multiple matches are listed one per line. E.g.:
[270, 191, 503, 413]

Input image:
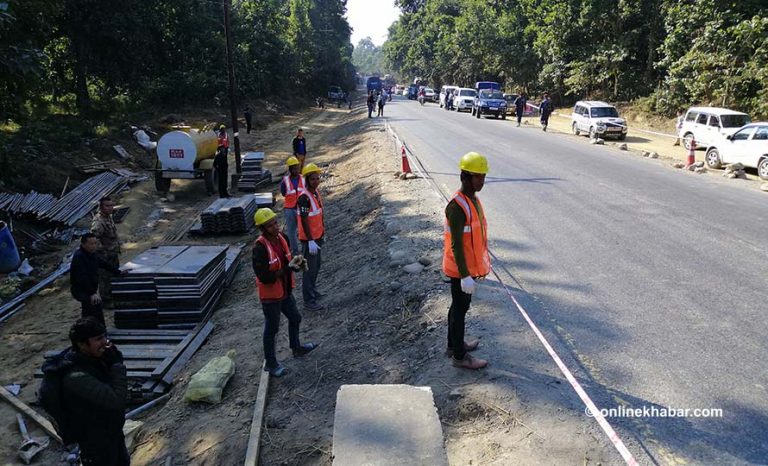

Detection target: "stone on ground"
[619, 143, 628, 151]
[403, 262, 425, 274]
[332, 384, 448, 466]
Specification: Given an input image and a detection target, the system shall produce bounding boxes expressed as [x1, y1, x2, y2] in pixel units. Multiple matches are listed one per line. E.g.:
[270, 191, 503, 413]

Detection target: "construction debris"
[112, 205, 131, 224]
[0, 255, 72, 323]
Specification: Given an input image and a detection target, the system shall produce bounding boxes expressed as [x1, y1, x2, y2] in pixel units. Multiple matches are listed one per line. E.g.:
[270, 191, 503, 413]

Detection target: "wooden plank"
[159, 322, 215, 385]
[108, 335, 186, 343]
[149, 326, 201, 379]
[0, 385, 62, 444]
[108, 329, 191, 336]
[243, 361, 269, 466]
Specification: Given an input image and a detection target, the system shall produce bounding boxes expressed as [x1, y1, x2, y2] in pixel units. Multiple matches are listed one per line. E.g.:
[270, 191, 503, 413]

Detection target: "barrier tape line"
[383, 119, 640, 466]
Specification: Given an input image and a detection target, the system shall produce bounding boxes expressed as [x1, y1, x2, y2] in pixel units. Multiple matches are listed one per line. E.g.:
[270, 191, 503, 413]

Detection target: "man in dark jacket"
[539, 92, 552, 131]
[47, 318, 129, 466]
[70, 233, 123, 325]
[292, 128, 307, 172]
[514, 93, 528, 127]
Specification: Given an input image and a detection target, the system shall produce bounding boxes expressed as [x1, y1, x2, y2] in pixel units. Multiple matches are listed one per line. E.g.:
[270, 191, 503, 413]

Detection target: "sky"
[346, 0, 401, 47]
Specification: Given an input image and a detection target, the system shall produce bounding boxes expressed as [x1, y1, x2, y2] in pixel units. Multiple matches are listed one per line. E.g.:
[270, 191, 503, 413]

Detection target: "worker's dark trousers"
[541, 114, 550, 128]
[447, 277, 472, 361]
[97, 253, 119, 307]
[516, 110, 524, 125]
[217, 164, 229, 198]
[245, 117, 252, 134]
[301, 238, 323, 307]
[80, 300, 105, 326]
[79, 436, 130, 466]
[261, 295, 301, 369]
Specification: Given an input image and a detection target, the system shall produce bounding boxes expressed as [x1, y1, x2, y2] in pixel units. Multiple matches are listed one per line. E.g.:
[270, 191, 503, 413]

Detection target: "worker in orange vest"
[252, 208, 317, 377]
[297, 163, 325, 312]
[443, 152, 491, 370]
[280, 156, 305, 254]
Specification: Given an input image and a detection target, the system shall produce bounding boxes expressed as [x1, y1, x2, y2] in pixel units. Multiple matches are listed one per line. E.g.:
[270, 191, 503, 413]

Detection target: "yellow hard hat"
[219, 124, 226, 130]
[302, 163, 321, 176]
[254, 208, 277, 226]
[459, 152, 489, 174]
[286, 156, 300, 167]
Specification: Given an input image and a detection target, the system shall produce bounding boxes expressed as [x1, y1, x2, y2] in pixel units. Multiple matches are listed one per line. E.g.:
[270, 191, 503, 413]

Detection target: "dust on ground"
[1, 96, 617, 465]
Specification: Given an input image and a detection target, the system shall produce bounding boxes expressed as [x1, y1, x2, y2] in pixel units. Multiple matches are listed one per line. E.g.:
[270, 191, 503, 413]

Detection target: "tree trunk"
[72, 34, 90, 115]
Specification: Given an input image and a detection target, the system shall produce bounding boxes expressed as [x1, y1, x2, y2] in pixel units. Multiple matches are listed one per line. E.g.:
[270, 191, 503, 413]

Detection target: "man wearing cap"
[292, 128, 307, 172]
[40, 317, 129, 465]
[280, 156, 305, 254]
[297, 163, 324, 312]
[215, 124, 230, 198]
[443, 152, 491, 370]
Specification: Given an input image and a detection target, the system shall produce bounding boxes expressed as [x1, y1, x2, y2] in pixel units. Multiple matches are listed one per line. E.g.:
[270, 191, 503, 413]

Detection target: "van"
[475, 81, 500, 91]
[571, 101, 628, 140]
[679, 107, 751, 150]
[439, 85, 459, 108]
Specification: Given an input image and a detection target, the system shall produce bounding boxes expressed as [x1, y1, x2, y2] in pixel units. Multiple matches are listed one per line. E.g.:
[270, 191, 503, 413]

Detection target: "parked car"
[475, 81, 501, 91]
[571, 101, 628, 140]
[704, 123, 768, 179]
[679, 107, 750, 150]
[503, 94, 518, 115]
[422, 87, 436, 102]
[455, 88, 476, 112]
[440, 85, 459, 108]
[472, 89, 507, 119]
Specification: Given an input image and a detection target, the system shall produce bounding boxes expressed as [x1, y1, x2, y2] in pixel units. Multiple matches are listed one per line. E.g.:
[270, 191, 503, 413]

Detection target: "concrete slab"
[332, 384, 448, 466]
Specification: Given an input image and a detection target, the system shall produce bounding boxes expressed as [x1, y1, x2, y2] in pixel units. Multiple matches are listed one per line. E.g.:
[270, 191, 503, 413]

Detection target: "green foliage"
[352, 37, 386, 76]
[384, 0, 768, 118]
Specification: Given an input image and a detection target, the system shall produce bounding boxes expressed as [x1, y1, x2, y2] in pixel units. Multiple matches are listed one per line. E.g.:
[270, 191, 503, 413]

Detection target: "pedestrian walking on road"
[297, 163, 325, 312]
[377, 91, 386, 117]
[367, 91, 375, 118]
[292, 128, 307, 172]
[443, 152, 491, 370]
[244, 104, 253, 134]
[91, 197, 120, 308]
[70, 233, 124, 325]
[539, 92, 552, 131]
[514, 92, 528, 127]
[280, 156, 305, 254]
[39, 317, 130, 466]
[252, 208, 318, 377]
[673, 109, 684, 146]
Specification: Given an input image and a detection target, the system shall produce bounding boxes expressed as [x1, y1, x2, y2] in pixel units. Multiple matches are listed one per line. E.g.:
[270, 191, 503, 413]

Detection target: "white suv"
[571, 101, 628, 140]
[704, 123, 768, 179]
[454, 88, 476, 112]
[679, 107, 750, 150]
[439, 85, 459, 108]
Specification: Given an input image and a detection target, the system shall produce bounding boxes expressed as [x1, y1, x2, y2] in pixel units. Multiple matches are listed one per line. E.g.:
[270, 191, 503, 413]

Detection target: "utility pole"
[223, 0, 242, 177]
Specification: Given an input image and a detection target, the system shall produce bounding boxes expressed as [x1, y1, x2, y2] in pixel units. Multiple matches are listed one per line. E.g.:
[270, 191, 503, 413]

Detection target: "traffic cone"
[686, 138, 696, 166]
[401, 145, 412, 174]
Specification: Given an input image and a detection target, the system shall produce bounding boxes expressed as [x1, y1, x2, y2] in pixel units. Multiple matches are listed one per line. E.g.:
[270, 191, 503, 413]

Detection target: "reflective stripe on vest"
[297, 189, 324, 241]
[442, 191, 490, 278]
[282, 175, 305, 209]
[254, 234, 294, 301]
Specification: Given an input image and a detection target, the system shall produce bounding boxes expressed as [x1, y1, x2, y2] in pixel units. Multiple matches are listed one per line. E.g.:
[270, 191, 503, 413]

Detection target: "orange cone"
[401, 146, 412, 173]
[687, 138, 696, 166]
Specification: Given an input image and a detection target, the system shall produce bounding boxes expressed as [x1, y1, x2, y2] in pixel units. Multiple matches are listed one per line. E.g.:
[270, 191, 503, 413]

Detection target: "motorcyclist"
[418, 87, 426, 105]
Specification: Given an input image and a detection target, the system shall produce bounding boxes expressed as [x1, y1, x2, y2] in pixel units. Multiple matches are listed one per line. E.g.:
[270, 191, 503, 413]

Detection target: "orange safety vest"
[297, 189, 324, 241]
[218, 132, 229, 148]
[254, 234, 294, 301]
[281, 175, 306, 209]
[442, 191, 490, 278]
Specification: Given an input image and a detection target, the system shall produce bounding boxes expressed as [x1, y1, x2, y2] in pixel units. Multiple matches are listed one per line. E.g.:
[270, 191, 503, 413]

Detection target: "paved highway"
[384, 95, 768, 464]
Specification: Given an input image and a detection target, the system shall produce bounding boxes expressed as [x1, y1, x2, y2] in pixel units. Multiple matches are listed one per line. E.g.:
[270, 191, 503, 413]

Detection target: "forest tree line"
[383, 0, 768, 118]
[0, 0, 356, 119]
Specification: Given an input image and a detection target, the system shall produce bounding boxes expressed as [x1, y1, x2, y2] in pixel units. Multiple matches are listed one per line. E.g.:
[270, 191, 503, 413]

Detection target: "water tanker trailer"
[154, 128, 219, 193]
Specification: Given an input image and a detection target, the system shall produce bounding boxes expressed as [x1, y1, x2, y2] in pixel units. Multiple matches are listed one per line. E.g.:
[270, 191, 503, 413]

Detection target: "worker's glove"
[288, 255, 307, 272]
[460, 276, 476, 295]
[307, 240, 320, 256]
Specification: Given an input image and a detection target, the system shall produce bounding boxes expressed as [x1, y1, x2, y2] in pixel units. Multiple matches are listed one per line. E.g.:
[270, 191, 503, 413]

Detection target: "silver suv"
[571, 101, 627, 140]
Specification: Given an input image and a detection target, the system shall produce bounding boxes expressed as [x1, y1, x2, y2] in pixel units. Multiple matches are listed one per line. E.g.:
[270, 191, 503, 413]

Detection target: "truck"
[154, 126, 219, 193]
[475, 81, 501, 91]
[366, 76, 382, 93]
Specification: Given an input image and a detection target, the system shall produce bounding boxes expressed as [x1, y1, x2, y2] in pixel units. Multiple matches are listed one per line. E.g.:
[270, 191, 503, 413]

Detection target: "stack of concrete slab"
[200, 197, 257, 234]
[332, 384, 449, 466]
[112, 245, 228, 329]
[237, 152, 272, 191]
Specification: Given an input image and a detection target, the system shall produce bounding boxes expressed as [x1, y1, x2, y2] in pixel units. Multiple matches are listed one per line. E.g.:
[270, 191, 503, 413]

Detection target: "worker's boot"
[444, 339, 479, 357]
[452, 354, 487, 370]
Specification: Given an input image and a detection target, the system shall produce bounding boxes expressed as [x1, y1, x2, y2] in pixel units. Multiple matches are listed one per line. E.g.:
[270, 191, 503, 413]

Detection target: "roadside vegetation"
[382, 0, 768, 118]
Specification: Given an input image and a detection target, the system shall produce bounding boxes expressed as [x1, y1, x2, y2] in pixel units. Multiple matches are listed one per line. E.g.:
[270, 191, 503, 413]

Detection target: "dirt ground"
[1, 96, 620, 465]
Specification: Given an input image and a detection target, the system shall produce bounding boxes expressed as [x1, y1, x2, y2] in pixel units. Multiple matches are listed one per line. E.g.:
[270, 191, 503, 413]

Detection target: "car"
[704, 123, 768, 179]
[475, 81, 501, 91]
[503, 94, 518, 115]
[422, 87, 436, 102]
[440, 85, 459, 108]
[679, 107, 750, 150]
[571, 101, 628, 140]
[472, 89, 507, 119]
[407, 84, 419, 100]
[454, 88, 476, 112]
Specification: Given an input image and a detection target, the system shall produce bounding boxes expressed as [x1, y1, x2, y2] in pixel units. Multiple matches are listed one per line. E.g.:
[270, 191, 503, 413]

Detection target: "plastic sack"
[183, 349, 236, 404]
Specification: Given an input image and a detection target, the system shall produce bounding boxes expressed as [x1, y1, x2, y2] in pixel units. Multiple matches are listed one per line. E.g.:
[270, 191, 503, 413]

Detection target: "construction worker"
[297, 163, 324, 312]
[90, 196, 120, 308]
[70, 233, 125, 325]
[252, 208, 317, 377]
[217, 124, 229, 156]
[215, 124, 230, 198]
[280, 156, 305, 254]
[443, 152, 490, 370]
[292, 128, 307, 171]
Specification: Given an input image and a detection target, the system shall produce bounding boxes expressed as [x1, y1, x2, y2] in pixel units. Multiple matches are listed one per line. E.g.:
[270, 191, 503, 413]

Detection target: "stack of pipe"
[38, 172, 127, 226]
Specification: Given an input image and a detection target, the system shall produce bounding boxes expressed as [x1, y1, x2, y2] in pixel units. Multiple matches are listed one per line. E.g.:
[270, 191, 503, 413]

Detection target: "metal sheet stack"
[237, 151, 272, 191]
[112, 245, 228, 329]
[200, 196, 257, 234]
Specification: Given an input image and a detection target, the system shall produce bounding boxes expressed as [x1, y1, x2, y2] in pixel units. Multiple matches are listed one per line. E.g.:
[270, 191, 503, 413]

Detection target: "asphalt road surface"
[383, 95, 768, 465]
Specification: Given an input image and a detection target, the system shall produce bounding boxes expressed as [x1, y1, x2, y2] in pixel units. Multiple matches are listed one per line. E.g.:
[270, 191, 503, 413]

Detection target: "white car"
[439, 85, 459, 108]
[571, 101, 628, 140]
[454, 88, 476, 112]
[679, 107, 750, 150]
[704, 123, 768, 179]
